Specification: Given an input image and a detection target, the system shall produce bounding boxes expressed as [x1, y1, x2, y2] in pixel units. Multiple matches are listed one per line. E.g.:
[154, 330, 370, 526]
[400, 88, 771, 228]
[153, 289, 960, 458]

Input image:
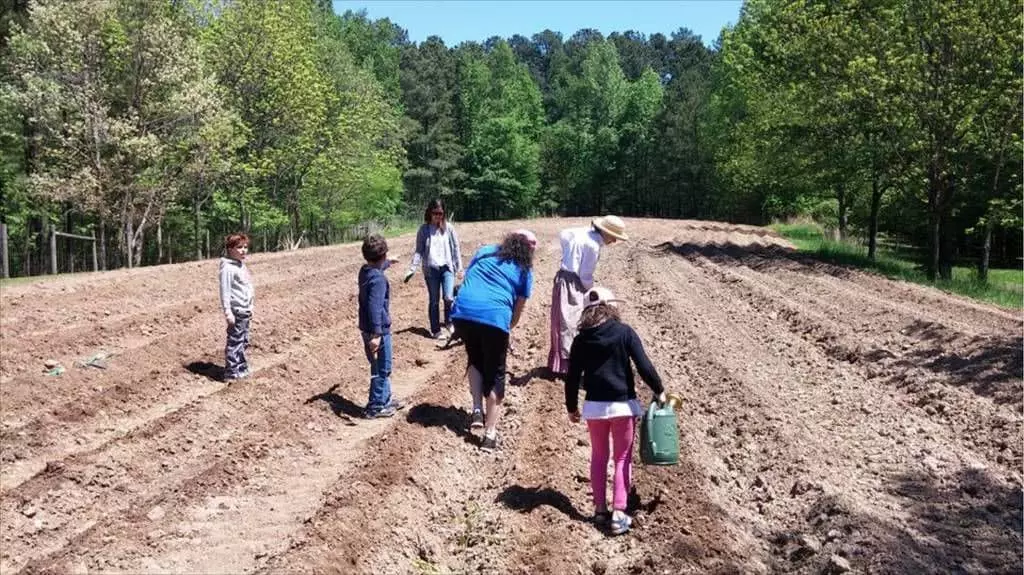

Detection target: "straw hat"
[592, 215, 629, 241]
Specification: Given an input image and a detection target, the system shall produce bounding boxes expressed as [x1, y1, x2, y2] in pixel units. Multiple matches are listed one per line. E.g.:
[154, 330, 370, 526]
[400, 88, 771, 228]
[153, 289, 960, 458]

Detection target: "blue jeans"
[362, 332, 393, 413]
[424, 265, 455, 335]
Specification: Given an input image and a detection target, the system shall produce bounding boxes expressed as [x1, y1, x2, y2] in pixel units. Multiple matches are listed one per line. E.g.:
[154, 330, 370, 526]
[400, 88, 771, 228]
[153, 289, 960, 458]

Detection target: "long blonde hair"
[578, 303, 621, 330]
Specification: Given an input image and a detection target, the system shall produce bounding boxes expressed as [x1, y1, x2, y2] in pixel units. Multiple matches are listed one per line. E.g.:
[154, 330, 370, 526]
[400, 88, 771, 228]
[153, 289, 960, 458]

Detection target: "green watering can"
[640, 393, 682, 466]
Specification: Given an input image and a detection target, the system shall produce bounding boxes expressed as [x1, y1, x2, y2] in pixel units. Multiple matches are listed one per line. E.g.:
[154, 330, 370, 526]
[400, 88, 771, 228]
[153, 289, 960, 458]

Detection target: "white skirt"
[581, 399, 642, 421]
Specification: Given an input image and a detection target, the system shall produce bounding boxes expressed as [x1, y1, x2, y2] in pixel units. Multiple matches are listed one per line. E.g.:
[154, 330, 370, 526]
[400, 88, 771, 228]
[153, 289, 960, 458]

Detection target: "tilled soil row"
[624, 239, 1022, 574]
[0, 252, 364, 427]
[1, 218, 1020, 575]
[677, 244, 1023, 475]
[6, 316, 460, 574]
[4, 308, 435, 571]
[0, 257, 374, 492]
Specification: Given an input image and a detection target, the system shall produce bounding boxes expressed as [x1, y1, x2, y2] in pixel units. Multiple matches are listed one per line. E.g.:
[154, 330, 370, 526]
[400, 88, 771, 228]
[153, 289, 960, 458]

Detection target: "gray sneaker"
[364, 405, 397, 419]
[469, 410, 484, 429]
[480, 434, 499, 452]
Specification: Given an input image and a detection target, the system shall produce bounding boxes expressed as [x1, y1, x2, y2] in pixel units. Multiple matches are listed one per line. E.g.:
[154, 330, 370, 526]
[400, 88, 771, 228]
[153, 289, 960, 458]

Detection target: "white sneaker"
[610, 511, 632, 535]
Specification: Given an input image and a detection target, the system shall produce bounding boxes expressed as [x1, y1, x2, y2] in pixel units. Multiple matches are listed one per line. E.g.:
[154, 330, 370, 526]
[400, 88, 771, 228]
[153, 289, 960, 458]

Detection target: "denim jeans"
[225, 313, 251, 378]
[424, 265, 455, 335]
[362, 332, 393, 413]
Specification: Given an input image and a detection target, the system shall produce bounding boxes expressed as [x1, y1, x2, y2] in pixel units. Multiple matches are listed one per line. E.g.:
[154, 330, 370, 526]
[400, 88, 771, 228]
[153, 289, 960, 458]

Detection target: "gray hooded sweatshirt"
[219, 257, 254, 321]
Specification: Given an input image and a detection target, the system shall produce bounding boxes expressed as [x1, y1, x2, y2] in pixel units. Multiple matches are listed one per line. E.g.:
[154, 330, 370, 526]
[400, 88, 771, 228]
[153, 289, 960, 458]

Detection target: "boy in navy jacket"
[359, 235, 404, 418]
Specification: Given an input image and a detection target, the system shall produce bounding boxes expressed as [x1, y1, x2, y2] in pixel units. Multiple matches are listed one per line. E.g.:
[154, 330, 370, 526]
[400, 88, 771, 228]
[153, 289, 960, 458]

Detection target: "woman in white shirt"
[547, 215, 628, 376]
[405, 199, 463, 339]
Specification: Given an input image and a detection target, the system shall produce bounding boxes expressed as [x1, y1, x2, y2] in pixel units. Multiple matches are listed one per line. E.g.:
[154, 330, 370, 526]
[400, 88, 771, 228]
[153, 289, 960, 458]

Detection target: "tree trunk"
[133, 227, 144, 268]
[837, 184, 848, 241]
[939, 212, 953, 280]
[99, 218, 107, 271]
[978, 121, 1011, 283]
[979, 218, 993, 283]
[0, 222, 9, 279]
[125, 220, 134, 269]
[157, 220, 163, 264]
[194, 195, 203, 261]
[938, 173, 954, 280]
[867, 177, 884, 261]
[927, 186, 940, 282]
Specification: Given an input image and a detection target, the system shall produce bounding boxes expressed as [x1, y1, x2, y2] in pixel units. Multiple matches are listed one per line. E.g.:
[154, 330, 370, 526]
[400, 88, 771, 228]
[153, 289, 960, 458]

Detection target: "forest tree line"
[0, 0, 1019, 280]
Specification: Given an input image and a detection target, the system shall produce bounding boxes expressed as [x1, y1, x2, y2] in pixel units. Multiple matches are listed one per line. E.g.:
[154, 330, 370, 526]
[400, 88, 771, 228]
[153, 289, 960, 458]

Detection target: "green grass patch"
[0, 274, 48, 288]
[771, 223, 1023, 309]
[382, 216, 421, 239]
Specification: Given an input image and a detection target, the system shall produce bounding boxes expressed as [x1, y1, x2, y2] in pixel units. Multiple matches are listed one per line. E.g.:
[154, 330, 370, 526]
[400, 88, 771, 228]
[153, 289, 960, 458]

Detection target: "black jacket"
[565, 319, 664, 413]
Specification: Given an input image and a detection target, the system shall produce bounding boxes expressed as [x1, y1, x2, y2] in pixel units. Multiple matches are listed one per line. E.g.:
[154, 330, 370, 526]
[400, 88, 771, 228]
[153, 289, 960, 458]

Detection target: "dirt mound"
[1, 218, 1019, 574]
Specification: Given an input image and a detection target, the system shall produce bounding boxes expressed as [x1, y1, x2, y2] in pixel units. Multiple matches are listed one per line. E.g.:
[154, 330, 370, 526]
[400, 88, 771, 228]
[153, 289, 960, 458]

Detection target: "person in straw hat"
[547, 215, 628, 378]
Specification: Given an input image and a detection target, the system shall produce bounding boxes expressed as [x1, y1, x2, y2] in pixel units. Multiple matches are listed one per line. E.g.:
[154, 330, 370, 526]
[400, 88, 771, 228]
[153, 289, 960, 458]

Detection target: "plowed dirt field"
[1, 218, 1020, 574]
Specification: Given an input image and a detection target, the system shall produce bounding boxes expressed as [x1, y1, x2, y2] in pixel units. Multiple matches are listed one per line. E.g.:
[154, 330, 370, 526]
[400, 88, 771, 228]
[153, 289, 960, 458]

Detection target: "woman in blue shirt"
[451, 229, 536, 451]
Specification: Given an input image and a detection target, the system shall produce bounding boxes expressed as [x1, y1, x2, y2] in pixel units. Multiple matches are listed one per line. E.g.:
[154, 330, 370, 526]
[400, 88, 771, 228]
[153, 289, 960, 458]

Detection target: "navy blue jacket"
[358, 262, 391, 335]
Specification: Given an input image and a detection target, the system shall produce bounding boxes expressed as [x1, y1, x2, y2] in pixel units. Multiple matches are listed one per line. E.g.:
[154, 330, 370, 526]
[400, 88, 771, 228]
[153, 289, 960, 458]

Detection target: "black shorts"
[453, 319, 509, 399]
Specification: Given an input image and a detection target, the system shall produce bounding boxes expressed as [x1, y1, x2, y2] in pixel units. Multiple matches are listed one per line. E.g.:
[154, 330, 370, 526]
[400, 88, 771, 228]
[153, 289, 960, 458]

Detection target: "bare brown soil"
[1, 218, 1020, 574]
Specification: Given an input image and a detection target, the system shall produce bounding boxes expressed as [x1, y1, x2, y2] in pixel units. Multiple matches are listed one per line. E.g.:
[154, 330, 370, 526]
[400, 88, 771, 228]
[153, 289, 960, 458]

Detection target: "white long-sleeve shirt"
[558, 227, 604, 290]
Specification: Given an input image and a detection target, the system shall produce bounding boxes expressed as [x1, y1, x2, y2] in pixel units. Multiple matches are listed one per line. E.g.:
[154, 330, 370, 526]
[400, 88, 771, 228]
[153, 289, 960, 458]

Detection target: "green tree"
[400, 36, 464, 212]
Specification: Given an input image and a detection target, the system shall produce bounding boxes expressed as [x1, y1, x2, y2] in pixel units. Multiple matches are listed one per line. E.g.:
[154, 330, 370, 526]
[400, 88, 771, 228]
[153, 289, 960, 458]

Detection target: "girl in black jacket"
[565, 287, 666, 535]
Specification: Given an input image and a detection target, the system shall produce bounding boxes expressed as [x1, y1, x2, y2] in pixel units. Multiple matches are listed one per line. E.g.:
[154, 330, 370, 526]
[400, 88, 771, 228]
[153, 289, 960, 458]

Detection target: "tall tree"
[400, 36, 464, 212]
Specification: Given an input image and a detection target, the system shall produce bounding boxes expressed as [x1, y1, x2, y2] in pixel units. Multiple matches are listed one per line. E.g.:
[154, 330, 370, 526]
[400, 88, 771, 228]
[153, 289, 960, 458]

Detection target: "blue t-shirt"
[451, 245, 533, 333]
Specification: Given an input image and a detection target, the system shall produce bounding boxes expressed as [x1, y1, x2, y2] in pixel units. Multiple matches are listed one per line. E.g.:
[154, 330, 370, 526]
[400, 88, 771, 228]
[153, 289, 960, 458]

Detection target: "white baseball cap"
[584, 286, 624, 308]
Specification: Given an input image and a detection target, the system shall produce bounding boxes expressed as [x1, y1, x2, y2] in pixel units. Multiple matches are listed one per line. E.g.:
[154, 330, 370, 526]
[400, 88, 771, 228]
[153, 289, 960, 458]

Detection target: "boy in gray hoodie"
[219, 233, 255, 381]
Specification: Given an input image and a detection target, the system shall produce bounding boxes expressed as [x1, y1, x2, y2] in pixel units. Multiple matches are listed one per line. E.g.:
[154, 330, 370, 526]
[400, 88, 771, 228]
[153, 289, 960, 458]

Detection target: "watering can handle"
[646, 401, 657, 427]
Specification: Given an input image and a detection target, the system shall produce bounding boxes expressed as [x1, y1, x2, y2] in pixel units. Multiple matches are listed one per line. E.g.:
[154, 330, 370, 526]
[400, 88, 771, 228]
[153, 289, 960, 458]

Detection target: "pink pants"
[586, 416, 635, 512]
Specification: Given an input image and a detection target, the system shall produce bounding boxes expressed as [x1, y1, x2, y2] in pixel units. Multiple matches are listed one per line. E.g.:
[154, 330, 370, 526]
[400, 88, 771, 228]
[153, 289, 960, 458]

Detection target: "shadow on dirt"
[304, 384, 365, 419]
[898, 320, 1023, 405]
[655, 240, 840, 278]
[509, 366, 558, 387]
[395, 326, 435, 339]
[770, 468, 1023, 573]
[406, 402, 477, 445]
[656, 241, 1023, 405]
[496, 485, 589, 523]
[184, 361, 224, 382]
[877, 468, 1023, 573]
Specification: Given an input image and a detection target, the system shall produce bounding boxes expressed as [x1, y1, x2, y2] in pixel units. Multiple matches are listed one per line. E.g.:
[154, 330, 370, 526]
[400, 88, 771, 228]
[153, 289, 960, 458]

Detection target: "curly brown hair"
[361, 234, 389, 263]
[224, 233, 250, 251]
[578, 303, 621, 330]
[497, 233, 534, 270]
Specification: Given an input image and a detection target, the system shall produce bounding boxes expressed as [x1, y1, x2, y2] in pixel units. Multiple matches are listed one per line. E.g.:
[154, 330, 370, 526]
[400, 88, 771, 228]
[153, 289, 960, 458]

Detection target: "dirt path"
[1, 218, 1019, 574]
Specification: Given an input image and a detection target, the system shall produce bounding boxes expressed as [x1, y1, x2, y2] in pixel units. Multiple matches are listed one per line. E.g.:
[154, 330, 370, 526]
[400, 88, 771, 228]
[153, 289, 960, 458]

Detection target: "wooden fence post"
[50, 225, 57, 275]
[0, 222, 9, 279]
[91, 230, 99, 272]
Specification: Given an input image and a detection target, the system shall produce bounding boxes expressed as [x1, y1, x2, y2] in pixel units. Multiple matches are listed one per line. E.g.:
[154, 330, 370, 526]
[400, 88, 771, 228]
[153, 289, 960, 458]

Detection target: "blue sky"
[332, 1, 743, 47]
